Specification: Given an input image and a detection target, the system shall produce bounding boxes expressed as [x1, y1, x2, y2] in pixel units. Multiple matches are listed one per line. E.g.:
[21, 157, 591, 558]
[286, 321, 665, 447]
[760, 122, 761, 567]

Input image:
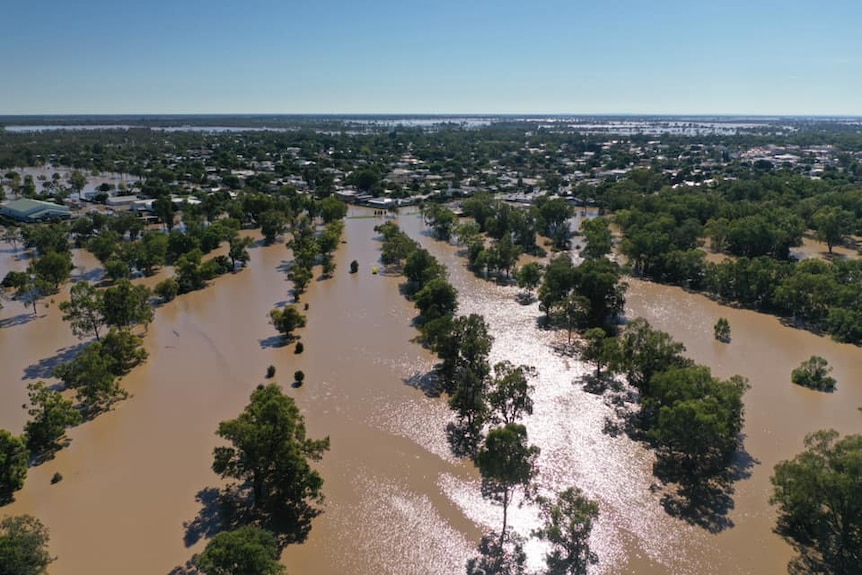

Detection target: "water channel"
[0, 207, 860, 574]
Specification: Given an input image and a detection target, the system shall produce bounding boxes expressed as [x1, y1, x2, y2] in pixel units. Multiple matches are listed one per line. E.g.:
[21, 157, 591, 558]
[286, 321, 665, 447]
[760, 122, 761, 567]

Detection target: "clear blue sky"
[3, 0, 860, 115]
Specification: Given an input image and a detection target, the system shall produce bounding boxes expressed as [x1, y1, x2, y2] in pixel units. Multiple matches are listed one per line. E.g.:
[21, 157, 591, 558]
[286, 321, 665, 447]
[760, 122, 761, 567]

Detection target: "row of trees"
[377, 221, 601, 575]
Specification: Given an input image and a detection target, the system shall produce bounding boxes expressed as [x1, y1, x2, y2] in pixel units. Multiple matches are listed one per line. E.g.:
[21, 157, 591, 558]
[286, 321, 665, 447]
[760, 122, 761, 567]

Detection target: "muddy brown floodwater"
[1, 208, 860, 574]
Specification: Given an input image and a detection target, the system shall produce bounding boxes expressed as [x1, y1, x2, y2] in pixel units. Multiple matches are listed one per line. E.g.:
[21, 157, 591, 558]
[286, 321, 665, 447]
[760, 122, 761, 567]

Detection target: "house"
[0, 198, 71, 222]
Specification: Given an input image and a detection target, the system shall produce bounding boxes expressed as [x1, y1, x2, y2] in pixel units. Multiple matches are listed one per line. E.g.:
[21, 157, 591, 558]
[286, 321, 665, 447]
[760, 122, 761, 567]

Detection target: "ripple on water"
[331, 471, 474, 575]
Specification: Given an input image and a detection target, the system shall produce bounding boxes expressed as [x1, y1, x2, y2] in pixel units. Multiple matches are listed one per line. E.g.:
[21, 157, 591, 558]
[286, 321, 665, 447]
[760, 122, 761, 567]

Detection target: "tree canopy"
[771, 430, 862, 574]
[195, 526, 285, 575]
[212, 384, 329, 541]
[0, 515, 54, 575]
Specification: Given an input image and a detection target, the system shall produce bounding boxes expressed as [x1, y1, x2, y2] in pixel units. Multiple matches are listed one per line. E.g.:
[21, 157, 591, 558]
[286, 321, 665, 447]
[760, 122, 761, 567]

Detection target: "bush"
[265, 365, 276, 379]
[295, 342, 304, 354]
[350, 260, 359, 274]
[713, 317, 731, 342]
[294, 370, 305, 385]
[154, 278, 179, 302]
[50, 472, 63, 484]
[791, 356, 836, 391]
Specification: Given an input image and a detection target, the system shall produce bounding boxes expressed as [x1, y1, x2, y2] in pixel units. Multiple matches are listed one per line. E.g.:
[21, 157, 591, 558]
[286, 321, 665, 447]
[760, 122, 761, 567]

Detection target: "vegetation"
[269, 306, 307, 341]
[195, 526, 285, 575]
[476, 423, 540, 539]
[23, 381, 81, 457]
[790, 355, 836, 391]
[713, 317, 731, 342]
[0, 515, 54, 575]
[212, 384, 329, 541]
[771, 430, 862, 574]
[0, 431, 28, 504]
[533, 487, 600, 575]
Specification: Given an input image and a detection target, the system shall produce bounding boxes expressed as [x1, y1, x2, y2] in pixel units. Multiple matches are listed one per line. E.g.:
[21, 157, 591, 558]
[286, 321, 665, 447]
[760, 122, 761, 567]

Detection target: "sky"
[2, 0, 861, 116]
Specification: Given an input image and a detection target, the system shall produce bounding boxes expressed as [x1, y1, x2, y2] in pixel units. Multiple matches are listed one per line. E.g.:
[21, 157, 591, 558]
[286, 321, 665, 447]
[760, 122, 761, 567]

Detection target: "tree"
[579, 217, 613, 261]
[103, 257, 131, 282]
[175, 249, 207, 293]
[288, 265, 313, 302]
[538, 254, 576, 319]
[318, 196, 347, 224]
[349, 260, 358, 274]
[713, 317, 730, 343]
[434, 314, 493, 427]
[791, 355, 836, 391]
[414, 277, 458, 324]
[68, 170, 87, 194]
[515, 262, 542, 298]
[229, 235, 254, 270]
[771, 430, 862, 574]
[10, 273, 50, 317]
[476, 424, 540, 541]
[195, 526, 285, 575]
[23, 381, 81, 456]
[466, 530, 527, 575]
[154, 278, 179, 302]
[102, 279, 153, 329]
[0, 431, 28, 504]
[212, 384, 330, 536]
[294, 370, 305, 385]
[2, 227, 22, 252]
[269, 306, 307, 340]
[52, 343, 125, 414]
[553, 294, 590, 344]
[572, 258, 627, 328]
[60, 281, 105, 341]
[646, 367, 748, 477]
[100, 328, 148, 374]
[576, 328, 617, 379]
[486, 361, 537, 425]
[617, 318, 690, 394]
[152, 197, 176, 230]
[259, 210, 287, 245]
[0, 515, 54, 575]
[30, 251, 72, 292]
[533, 487, 600, 575]
[812, 206, 852, 254]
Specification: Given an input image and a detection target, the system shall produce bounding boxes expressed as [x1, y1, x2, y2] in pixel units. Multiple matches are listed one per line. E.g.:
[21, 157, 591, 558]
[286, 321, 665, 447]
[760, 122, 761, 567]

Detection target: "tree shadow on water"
[445, 420, 482, 460]
[23, 342, 88, 380]
[403, 370, 443, 398]
[0, 312, 36, 329]
[654, 447, 759, 534]
[258, 335, 288, 349]
[183, 487, 227, 547]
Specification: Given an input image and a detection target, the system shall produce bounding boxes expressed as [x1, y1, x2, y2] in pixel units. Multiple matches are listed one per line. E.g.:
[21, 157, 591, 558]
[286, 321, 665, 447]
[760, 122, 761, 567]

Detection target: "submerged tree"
[0, 430, 28, 504]
[713, 317, 731, 343]
[476, 423, 540, 542]
[771, 430, 862, 574]
[486, 361, 537, 425]
[0, 515, 54, 575]
[212, 384, 329, 540]
[23, 381, 81, 457]
[195, 526, 285, 575]
[269, 306, 307, 341]
[533, 487, 600, 575]
[60, 281, 105, 341]
[791, 355, 836, 391]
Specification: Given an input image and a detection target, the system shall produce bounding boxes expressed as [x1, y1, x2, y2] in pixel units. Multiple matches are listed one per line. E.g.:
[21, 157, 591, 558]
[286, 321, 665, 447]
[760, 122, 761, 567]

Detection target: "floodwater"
[0, 208, 860, 574]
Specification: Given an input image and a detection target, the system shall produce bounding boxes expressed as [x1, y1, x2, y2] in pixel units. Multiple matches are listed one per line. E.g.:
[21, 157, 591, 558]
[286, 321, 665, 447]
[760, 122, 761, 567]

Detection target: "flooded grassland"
[0, 208, 860, 574]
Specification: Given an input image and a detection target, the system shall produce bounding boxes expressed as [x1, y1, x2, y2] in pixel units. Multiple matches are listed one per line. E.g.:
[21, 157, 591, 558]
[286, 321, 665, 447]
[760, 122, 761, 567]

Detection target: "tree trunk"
[500, 487, 510, 546]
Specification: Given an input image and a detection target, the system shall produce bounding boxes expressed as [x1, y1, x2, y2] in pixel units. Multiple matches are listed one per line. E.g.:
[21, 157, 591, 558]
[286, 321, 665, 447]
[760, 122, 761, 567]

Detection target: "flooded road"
[0, 208, 860, 574]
